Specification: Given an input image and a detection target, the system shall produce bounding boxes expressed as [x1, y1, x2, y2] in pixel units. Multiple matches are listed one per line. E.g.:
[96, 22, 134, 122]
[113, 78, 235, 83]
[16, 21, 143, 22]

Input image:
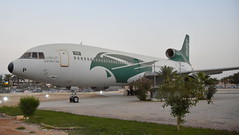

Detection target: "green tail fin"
[166, 34, 190, 64]
[180, 34, 190, 63]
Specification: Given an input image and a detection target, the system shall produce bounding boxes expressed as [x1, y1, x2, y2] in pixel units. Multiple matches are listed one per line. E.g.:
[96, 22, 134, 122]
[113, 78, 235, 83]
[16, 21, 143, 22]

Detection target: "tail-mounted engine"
[166, 48, 177, 59]
[165, 35, 190, 64]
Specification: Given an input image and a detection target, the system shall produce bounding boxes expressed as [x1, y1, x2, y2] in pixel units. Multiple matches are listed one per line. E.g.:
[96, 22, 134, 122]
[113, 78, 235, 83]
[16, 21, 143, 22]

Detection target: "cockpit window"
[32, 52, 38, 58]
[39, 52, 45, 59]
[20, 52, 31, 59]
[20, 52, 45, 59]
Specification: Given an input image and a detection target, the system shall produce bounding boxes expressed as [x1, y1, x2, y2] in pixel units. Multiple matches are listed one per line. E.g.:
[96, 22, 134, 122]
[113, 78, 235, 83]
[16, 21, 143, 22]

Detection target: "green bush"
[132, 78, 151, 101]
[18, 96, 40, 117]
[136, 88, 148, 101]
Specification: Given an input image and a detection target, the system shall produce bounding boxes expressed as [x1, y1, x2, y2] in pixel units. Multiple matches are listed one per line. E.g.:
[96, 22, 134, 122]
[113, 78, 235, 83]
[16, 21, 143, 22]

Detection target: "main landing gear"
[67, 86, 79, 103]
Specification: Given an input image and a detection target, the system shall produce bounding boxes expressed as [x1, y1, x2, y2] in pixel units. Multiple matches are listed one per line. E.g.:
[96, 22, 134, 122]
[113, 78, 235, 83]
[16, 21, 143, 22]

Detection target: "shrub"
[132, 78, 151, 101]
[18, 96, 40, 117]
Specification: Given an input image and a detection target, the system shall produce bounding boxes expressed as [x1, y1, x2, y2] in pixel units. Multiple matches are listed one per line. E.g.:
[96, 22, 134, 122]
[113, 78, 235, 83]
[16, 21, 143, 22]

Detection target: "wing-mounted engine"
[165, 35, 190, 64]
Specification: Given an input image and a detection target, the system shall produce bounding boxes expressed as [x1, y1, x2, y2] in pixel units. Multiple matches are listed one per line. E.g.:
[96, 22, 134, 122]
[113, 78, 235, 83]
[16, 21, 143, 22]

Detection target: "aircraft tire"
[69, 96, 74, 102]
[73, 96, 79, 103]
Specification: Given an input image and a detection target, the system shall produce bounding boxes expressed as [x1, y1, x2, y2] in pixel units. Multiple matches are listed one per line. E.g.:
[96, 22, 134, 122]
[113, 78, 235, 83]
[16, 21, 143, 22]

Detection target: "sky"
[0, 0, 239, 79]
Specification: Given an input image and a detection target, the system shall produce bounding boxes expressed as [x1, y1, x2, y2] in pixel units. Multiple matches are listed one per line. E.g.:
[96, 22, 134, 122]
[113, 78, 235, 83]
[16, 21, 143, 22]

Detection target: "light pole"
[153, 62, 156, 87]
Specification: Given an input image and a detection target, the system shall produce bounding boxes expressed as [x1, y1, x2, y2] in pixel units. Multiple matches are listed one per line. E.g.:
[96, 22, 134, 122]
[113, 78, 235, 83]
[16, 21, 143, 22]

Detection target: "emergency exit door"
[59, 50, 69, 67]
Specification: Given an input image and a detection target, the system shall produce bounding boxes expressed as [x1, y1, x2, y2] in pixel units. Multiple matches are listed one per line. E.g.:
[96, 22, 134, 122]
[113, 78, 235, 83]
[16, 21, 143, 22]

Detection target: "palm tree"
[195, 72, 218, 102]
[231, 72, 239, 88]
[196, 72, 209, 83]
[221, 77, 229, 88]
[158, 65, 177, 83]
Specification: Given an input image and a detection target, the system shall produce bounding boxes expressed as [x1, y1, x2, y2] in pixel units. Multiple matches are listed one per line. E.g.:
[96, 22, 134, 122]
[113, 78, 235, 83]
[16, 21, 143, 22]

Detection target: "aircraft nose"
[8, 62, 14, 73]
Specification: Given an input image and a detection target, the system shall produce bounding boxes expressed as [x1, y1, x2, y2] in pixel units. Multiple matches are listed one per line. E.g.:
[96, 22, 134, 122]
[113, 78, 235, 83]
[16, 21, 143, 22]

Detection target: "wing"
[144, 66, 239, 80]
[181, 67, 239, 75]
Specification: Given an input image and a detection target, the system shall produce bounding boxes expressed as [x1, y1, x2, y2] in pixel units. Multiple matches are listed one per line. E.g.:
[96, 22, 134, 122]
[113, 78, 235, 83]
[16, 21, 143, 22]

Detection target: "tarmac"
[39, 89, 239, 132]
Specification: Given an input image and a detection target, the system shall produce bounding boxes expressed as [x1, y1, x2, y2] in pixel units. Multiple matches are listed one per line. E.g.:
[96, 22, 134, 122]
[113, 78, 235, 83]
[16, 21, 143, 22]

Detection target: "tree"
[157, 66, 215, 131]
[231, 72, 239, 87]
[157, 66, 177, 100]
[158, 65, 177, 83]
[192, 72, 208, 99]
[132, 78, 152, 101]
[220, 72, 239, 88]
[221, 77, 229, 88]
[159, 74, 204, 130]
[205, 77, 218, 103]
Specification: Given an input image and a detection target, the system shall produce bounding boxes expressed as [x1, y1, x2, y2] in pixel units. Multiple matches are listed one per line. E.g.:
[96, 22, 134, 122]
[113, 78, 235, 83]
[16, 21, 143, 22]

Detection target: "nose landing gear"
[66, 86, 79, 103]
[70, 91, 79, 103]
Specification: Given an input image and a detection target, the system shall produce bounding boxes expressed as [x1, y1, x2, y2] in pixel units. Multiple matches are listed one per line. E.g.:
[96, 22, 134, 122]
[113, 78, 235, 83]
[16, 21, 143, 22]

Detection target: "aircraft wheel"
[73, 96, 79, 103]
[69, 96, 74, 102]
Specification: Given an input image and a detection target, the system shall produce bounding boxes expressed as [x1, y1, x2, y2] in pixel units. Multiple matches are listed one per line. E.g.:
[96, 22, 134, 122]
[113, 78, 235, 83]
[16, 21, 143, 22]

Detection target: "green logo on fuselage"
[90, 52, 156, 83]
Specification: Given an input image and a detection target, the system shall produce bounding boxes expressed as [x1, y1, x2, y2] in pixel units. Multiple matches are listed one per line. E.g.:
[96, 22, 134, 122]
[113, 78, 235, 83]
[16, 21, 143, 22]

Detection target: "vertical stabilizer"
[180, 34, 190, 63]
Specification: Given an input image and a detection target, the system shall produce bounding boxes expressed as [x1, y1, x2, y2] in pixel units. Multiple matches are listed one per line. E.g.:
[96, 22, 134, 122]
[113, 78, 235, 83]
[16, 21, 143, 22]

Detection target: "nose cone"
[8, 62, 14, 73]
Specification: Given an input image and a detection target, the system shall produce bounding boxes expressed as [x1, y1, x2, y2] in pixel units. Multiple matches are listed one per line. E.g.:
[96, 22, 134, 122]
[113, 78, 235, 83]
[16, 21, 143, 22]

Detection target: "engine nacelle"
[166, 48, 180, 59]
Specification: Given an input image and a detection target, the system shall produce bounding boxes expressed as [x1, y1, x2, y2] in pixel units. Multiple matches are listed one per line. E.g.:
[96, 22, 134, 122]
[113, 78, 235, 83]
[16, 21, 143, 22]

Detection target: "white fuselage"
[10, 44, 192, 87]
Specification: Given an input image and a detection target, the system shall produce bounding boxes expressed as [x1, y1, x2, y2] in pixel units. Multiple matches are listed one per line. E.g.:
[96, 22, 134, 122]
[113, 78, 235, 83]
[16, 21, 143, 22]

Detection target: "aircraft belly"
[77, 66, 116, 87]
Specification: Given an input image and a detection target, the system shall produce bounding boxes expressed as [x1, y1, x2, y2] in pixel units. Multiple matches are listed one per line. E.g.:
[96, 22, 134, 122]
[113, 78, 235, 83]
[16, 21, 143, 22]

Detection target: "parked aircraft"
[8, 35, 239, 102]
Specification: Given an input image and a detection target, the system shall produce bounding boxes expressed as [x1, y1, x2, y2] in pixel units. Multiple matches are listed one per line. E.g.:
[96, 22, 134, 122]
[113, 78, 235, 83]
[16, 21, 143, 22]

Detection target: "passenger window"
[39, 52, 45, 59]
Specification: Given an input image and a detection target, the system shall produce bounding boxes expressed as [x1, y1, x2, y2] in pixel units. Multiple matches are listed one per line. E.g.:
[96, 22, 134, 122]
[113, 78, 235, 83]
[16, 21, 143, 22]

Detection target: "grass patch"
[0, 106, 22, 116]
[1, 106, 238, 135]
[16, 126, 26, 130]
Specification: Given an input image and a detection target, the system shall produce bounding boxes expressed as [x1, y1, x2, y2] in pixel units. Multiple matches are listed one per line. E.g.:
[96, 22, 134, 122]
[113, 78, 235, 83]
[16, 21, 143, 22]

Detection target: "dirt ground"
[0, 92, 104, 135]
[0, 116, 68, 135]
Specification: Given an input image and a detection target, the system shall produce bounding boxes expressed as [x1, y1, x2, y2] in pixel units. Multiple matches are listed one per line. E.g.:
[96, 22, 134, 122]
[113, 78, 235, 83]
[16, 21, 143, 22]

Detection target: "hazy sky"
[0, 0, 239, 78]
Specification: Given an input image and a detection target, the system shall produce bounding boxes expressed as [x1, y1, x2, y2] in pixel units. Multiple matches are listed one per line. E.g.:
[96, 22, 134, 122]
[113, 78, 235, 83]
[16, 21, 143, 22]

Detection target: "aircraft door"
[59, 50, 69, 67]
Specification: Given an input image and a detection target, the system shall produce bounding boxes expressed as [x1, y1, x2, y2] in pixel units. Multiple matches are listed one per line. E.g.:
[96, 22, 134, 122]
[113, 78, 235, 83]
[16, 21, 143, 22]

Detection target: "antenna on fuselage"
[80, 41, 83, 45]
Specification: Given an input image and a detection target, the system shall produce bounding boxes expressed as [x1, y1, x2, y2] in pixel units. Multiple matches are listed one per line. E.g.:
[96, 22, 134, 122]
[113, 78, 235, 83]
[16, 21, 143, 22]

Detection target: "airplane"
[8, 35, 239, 102]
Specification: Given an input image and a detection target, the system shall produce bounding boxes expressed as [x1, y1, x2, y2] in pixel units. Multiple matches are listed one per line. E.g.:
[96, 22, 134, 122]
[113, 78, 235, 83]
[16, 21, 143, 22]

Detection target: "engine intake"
[166, 48, 176, 59]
